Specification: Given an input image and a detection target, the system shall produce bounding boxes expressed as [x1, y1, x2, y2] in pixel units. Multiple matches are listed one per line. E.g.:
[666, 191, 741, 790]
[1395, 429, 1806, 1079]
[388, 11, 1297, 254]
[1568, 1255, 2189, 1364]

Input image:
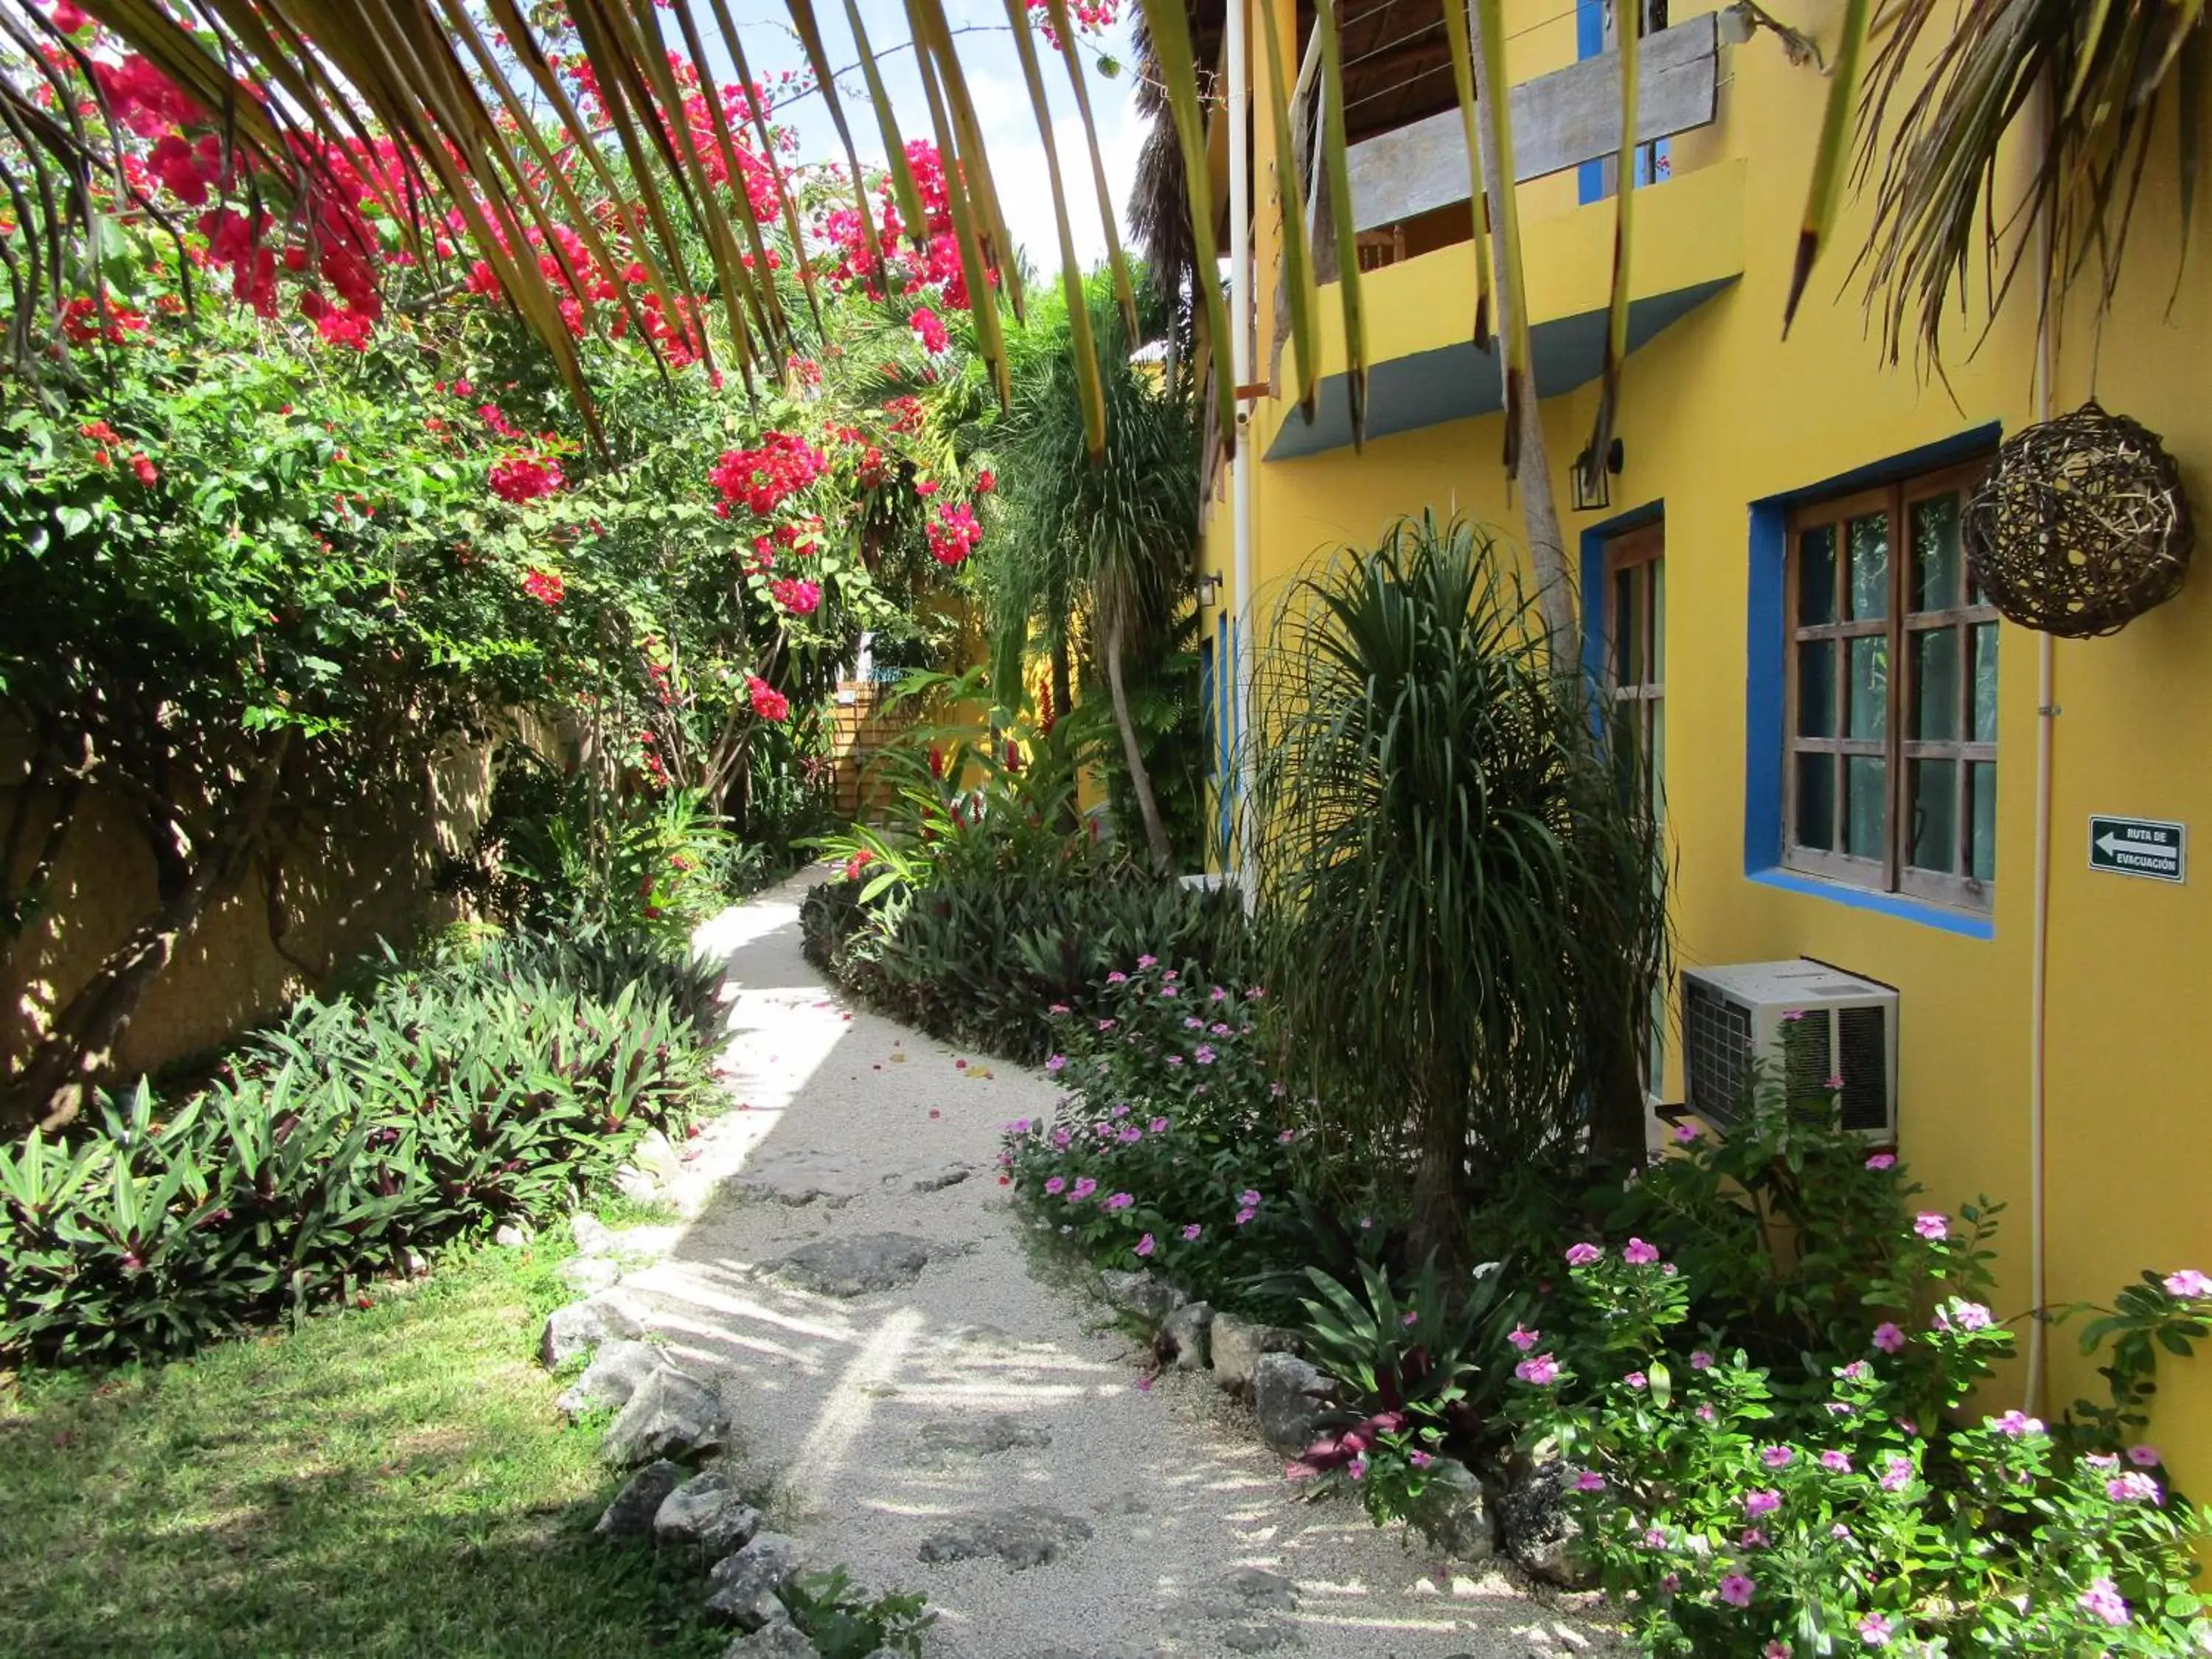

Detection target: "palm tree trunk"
[1466, 4, 1576, 646]
[1104, 612, 1175, 874]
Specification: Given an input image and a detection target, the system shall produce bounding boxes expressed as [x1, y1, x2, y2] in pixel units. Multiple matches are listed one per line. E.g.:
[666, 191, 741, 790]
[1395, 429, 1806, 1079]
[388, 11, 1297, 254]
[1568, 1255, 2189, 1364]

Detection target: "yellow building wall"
[1207, 0, 2212, 1489]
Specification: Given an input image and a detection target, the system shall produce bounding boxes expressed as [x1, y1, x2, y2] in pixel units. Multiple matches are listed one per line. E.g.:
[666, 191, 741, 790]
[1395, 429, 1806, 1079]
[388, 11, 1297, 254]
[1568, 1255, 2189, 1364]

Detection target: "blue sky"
[714, 4, 1147, 277]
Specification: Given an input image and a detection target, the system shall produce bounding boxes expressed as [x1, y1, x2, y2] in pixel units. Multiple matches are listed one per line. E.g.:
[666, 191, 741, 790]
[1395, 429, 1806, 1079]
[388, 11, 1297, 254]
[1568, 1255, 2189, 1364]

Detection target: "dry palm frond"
[1854, 0, 2209, 367]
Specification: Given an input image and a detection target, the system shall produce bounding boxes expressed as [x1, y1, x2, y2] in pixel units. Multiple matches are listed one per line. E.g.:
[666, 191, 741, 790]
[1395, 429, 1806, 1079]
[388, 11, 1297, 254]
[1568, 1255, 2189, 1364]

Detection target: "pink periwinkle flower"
[1183, 1015, 1206, 1030]
[1160, 987, 1179, 1000]
[1135, 1233, 1155, 1257]
[1237, 1189, 1262, 1208]
[1409, 1450, 1433, 1469]
[1401, 1310, 1419, 1328]
[1761, 1446, 1795, 1470]
[1674, 1121, 1700, 1144]
[1742, 1488, 1781, 1518]
[1739, 1526, 1769, 1548]
[1508, 1324, 1540, 1353]
[1180, 1223, 1202, 1242]
[1210, 985, 1228, 1001]
[1660, 1573, 1681, 1593]
[2078, 1578, 2131, 1627]
[1194, 1046, 1216, 1065]
[1624, 1371, 1649, 1391]
[1856, 1612, 1893, 1647]
[2127, 1444, 2163, 1467]
[1149, 1117, 1170, 1133]
[1234, 1207, 1256, 1225]
[2085, 1452, 2121, 1471]
[1696, 1403, 1717, 1424]
[1990, 1410, 2044, 1439]
[2163, 1268, 2212, 1299]
[1514, 1353, 1561, 1386]
[2107, 1471, 2161, 1503]
[1865, 1152, 1896, 1170]
[1574, 1470, 1605, 1492]
[1690, 1350, 1715, 1371]
[1118, 1125, 1143, 1144]
[1719, 1573, 1755, 1608]
[1879, 1454, 1912, 1492]
[1044, 1175, 1066, 1195]
[1763, 1645, 1791, 1659]
[1136, 953, 1158, 969]
[1106, 971, 1127, 984]
[1913, 1211, 1950, 1241]
[1051, 1128, 1071, 1149]
[1164, 1055, 1183, 1067]
[1873, 1322, 1907, 1354]
[1105, 1192, 1134, 1211]
[1936, 1300, 1992, 1332]
[1643, 1527, 1668, 1550]
[1565, 1242, 1604, 1267]
[1623, 1237, 1660, 1266]
[1070, 1177, 1097, 1202]
[1821, 1450, 1852, 1472]
[1046, 1054, 1068, 1073]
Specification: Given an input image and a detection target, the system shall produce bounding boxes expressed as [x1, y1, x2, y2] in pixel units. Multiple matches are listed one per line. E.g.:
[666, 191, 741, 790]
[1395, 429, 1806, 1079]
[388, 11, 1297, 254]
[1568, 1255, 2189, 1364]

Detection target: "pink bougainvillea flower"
[1913, 1212, 1950, 1240]
[1565, 1242, 1604, 1267]
[490, 453, 565, 503]
[745, 675, 789, 721]
[908, 305, 950, 353]
[1719, 1573, 1755, 1608]
[770, 576, 822, 615]
[522, 568, 565, 605]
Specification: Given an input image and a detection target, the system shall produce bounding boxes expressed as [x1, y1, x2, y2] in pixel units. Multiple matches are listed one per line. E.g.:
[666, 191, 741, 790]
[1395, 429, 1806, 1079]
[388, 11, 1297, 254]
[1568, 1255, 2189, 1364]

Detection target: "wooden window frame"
[1783, 461, 1998, 911]
[1604, 521, 1666, 1104]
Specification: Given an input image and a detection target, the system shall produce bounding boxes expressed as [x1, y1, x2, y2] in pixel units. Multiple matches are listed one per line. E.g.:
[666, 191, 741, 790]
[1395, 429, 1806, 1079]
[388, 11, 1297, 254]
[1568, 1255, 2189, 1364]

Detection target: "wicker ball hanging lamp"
[1962, 402, 2194, 639]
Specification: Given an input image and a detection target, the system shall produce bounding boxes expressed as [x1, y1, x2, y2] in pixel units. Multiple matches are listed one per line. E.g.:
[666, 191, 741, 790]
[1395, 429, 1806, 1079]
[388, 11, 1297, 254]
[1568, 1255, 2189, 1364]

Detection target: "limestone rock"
[557, 1338, 664, 1419]
[1160, 1300, 1214, 1369]
[908, 1161, 972, 1192]
[602, 1367, 728, 1468]
[720, 1623, 812, 1658]
[1409, 1458, 1497, 1561]
[558, 1255, 622, 1297]
[1252, 1353, 1337, 1456]
[1498, 1459, 1597, 1587]
[914, 1412, 1051, 1458]
[1208, 1315, 1302, 1394]
[655, 1470, 762, 1555]
[541, 1290, 646, 1370]
[571, 1214, 616, 1255]
[738, 1148, 872, 1208]
[493, 1222, 533, 1248]
[772, 1233, 935, 1297]
[1216, 1566, 1297, 1615]
[917, 1506, 1094, 1570]
[594, 1459, 685, 1541]
[705, 1532, 804, 1630]
[1098, 1269, 1187, 1324]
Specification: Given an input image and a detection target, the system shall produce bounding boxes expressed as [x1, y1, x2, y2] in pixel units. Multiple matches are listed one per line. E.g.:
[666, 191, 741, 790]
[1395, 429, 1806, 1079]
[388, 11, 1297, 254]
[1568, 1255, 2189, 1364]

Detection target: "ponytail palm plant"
[1253, 515, 1668, 1268]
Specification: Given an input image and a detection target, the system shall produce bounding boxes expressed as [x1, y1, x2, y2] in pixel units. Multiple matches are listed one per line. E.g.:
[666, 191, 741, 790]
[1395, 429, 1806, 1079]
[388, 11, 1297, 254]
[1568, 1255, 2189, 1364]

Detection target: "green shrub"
[0, 931, 717, 1365]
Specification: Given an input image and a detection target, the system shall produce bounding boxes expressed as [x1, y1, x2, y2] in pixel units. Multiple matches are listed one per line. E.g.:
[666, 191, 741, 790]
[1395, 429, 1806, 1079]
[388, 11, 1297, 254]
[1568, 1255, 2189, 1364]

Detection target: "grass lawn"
[0, 1239, 725, 1659]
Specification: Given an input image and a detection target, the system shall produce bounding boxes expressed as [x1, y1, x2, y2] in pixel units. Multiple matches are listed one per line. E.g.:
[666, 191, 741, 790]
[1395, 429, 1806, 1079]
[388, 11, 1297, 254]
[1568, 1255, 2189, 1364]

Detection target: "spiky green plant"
[1253, 514, 1669, 1267]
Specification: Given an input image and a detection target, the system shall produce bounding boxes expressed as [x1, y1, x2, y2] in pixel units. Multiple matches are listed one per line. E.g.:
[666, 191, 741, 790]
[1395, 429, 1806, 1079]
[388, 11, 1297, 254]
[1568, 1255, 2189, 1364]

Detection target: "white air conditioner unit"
[1680, 960, 1899, 1138]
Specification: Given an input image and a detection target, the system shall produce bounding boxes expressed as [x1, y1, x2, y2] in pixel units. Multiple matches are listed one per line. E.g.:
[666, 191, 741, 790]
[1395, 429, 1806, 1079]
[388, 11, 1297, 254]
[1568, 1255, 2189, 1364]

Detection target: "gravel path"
[612, 872, 1620, 1659]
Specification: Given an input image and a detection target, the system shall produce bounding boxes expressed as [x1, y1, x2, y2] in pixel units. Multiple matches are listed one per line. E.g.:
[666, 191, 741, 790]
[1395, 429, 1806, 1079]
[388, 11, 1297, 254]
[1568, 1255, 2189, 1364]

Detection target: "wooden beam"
[1344, 12, 1719, 235]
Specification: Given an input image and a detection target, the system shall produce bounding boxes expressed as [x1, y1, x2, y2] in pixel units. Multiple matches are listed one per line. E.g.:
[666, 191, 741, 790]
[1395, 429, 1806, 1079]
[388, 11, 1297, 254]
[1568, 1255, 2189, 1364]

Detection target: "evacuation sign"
[2088, 815, 2187, 883]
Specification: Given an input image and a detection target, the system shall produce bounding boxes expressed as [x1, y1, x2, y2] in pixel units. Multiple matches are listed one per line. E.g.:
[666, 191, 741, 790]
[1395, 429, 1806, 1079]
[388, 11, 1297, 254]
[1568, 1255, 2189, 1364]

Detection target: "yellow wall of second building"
[1207, 0, 2212, 1492]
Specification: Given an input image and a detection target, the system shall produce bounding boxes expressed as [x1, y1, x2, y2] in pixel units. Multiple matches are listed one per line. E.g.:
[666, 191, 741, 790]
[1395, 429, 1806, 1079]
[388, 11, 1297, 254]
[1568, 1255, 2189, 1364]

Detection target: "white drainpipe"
[1228, 0, 1256, 895]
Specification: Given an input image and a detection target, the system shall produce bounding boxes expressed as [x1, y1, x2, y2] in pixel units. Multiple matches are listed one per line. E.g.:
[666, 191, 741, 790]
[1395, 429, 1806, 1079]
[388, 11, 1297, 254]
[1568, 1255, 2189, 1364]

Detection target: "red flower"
[927, 502, 981, 567]
[909, 305, 950, 354]
[522, 568, 565, 605]
[916, 479, 939, 497]
[746, 674, 790, 722]
[843, 849, 872, 881]
[710, 431, 827, 518]
[770, 577, 822, 616]
[129, 453, 159, 487]
[52, 2, 89, 32]
[490, 454, 565, 503]
[975, 468, 995, 493]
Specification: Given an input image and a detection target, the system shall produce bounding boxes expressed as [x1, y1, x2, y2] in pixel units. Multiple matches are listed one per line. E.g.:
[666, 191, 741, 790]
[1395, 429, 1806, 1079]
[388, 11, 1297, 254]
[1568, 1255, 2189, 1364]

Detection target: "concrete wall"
[1214, 0, 2212, 1490]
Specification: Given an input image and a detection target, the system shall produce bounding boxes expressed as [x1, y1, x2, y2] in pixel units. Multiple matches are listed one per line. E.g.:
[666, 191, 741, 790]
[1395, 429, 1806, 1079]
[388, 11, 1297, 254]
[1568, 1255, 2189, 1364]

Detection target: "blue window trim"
[1744, 425, 2004, 942]
[1576, 0, 1607, 206]
[1578, 496, 1666, 701]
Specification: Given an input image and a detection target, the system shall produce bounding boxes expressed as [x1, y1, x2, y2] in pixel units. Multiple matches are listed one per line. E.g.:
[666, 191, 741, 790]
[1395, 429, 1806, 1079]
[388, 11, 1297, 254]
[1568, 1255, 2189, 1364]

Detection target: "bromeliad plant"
[0, 928, 717, 1363]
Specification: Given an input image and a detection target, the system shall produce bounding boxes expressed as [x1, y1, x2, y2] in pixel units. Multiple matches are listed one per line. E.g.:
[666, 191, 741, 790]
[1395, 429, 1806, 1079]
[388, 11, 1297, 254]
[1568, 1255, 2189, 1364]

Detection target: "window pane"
[1613, 567, 1635, 685]
[1969, 761, 1998, 882]
[1797, 639, 1836, 737]
[1913, 627, 1960, 741]
[1845, 757, 1885, 860]
[1912, 492, 1963, 611]
[1798, 526, 1837, 626]
[1909, 758, 1958, 872]
[1652, 559, 1666, 684]
[1848, 513, 1890, 620]
[1795, 753, 1836, 851]
[1971, 622, 1999, 743]
[1847, 636, 1888, 740]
